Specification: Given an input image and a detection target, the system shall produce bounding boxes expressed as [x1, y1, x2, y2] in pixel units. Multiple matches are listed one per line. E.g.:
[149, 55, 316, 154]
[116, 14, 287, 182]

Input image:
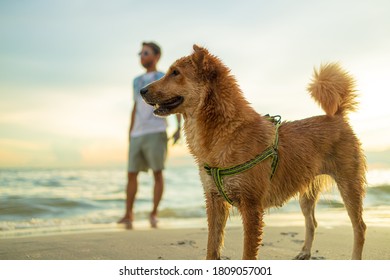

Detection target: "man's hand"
[172, 128, 181, 145]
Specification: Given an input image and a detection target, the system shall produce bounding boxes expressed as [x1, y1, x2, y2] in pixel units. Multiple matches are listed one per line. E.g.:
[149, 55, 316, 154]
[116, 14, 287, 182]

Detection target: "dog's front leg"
[240, 203, 264, 260]
[205, 191, 230, 260]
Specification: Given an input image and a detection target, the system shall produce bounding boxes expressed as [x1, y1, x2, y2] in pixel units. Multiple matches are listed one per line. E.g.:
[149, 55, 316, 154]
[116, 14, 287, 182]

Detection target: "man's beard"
[142, 61, 153, 69]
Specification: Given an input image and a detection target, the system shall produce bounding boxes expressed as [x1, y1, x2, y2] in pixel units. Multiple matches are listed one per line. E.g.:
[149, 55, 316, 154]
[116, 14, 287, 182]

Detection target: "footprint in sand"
[171, 240, 197, 248]
[280, 232, 299, 238]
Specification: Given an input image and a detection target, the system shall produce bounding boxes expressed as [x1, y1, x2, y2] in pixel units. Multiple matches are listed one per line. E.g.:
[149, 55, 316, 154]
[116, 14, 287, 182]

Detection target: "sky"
[1, 0, 390, 168]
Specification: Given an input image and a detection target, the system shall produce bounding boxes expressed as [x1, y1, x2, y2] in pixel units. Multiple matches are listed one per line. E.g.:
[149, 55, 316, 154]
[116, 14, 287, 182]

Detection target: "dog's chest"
[199, 167, 241, 200]
[183, 120, 211, 160]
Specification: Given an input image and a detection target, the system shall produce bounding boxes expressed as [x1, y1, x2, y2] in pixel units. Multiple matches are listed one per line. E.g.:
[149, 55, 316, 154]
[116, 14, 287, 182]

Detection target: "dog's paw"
[294, 252, 311, 260]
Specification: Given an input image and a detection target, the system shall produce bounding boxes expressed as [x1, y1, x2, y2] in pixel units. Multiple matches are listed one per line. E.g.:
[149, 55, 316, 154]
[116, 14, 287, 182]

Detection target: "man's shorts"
[128, 132, 168, 172]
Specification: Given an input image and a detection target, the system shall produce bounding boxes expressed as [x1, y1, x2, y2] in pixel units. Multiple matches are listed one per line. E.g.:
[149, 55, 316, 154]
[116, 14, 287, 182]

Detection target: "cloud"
[0, 86, 131, 168]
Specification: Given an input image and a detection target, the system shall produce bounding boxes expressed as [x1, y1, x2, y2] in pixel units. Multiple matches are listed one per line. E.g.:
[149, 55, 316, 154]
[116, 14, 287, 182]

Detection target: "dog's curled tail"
[307, 63, 358, 117]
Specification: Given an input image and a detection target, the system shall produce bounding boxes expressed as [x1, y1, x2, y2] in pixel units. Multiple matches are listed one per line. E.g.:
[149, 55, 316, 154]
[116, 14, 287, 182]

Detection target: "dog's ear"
[191, 44, 217, 80]
[193, 44, 204, 53]
[191, 44, 207, 67]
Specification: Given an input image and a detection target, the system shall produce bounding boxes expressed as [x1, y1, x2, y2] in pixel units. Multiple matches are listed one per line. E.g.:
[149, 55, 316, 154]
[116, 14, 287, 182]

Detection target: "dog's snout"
[140, 86, 149, 96]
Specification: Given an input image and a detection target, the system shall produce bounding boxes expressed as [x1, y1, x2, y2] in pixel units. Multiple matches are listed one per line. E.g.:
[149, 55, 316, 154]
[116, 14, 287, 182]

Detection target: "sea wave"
[1, 167, 390, 236]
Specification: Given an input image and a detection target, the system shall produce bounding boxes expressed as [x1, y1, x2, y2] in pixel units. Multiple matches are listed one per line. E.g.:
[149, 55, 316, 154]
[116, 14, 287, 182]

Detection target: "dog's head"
[141, 44, 221, 117]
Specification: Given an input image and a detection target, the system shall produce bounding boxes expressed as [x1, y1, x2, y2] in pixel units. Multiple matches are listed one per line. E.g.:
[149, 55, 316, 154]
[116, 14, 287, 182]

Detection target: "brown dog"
[141, 45, 366, 260]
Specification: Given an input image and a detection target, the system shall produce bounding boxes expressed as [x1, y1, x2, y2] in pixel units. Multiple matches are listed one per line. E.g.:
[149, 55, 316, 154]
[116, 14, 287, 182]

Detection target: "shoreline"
[1, 208, 389, 240]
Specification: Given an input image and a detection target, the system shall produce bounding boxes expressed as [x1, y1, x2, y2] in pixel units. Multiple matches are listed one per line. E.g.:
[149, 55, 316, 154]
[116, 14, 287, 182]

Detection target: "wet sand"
[1, 220, 389, 260]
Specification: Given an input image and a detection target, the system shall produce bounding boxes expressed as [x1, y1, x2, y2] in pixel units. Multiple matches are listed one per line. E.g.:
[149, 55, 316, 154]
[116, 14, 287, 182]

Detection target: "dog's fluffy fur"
[141, 45, 366, 260]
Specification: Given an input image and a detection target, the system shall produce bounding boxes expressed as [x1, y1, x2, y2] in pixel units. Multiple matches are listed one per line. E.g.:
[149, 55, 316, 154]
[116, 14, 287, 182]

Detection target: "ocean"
[1, 164, 390, 237]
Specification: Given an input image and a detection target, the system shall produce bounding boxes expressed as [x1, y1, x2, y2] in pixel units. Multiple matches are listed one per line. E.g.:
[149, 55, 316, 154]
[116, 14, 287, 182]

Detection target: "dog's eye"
[171, 69, 180, 76]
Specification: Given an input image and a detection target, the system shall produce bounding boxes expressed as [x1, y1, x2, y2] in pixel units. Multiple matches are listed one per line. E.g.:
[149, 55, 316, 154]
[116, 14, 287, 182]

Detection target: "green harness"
[204, 115, 281, 206]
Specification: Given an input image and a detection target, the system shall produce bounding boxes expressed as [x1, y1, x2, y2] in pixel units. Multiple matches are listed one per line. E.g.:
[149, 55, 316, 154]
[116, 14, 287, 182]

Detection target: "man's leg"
[150, 170, 164, 228]
[118, 172, 138, 227]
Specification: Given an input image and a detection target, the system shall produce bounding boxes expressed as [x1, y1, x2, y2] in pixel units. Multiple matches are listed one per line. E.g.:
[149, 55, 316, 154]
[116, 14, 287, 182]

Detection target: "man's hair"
[142, 42, 161, 56]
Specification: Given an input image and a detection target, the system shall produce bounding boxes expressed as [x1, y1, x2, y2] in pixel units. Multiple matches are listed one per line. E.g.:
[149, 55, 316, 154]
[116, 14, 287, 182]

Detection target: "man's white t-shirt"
[131, 71, 167, 138]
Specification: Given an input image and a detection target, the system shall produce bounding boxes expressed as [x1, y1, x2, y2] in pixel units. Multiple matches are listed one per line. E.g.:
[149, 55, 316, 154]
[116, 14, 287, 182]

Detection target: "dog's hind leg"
[205, 192, 230, 260]
[294, 184, 320, 260]
[336, 178, 366, 260]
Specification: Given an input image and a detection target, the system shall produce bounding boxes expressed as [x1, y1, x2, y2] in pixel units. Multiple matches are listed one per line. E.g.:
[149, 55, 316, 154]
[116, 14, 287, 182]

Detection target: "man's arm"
[129, 104, 136, 139]
[172, 114, 182, 144]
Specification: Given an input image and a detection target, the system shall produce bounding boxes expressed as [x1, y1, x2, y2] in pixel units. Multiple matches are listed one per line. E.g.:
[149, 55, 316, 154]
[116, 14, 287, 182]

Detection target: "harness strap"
[204, 115, 281, 206]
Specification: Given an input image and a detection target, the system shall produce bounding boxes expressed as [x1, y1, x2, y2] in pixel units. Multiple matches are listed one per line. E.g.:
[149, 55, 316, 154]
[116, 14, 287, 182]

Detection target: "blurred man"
[118, 42, 181, 228]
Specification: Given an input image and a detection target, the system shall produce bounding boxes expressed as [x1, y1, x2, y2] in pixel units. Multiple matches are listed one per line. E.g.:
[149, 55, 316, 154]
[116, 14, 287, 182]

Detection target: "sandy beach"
[1, 211, 389, 260]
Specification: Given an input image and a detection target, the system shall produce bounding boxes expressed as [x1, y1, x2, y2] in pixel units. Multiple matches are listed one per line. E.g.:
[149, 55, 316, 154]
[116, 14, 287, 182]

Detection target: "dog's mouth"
[148, 96, 184, 116]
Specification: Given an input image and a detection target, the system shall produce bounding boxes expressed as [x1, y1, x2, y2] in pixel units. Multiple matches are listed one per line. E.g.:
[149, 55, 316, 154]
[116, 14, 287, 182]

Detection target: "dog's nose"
[140, 87, 148, 96]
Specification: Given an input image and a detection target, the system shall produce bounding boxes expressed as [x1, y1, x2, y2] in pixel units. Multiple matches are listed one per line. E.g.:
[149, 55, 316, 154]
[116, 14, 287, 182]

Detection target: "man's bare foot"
[149, 213, 158, 228]
[118, 215, 133, 229]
